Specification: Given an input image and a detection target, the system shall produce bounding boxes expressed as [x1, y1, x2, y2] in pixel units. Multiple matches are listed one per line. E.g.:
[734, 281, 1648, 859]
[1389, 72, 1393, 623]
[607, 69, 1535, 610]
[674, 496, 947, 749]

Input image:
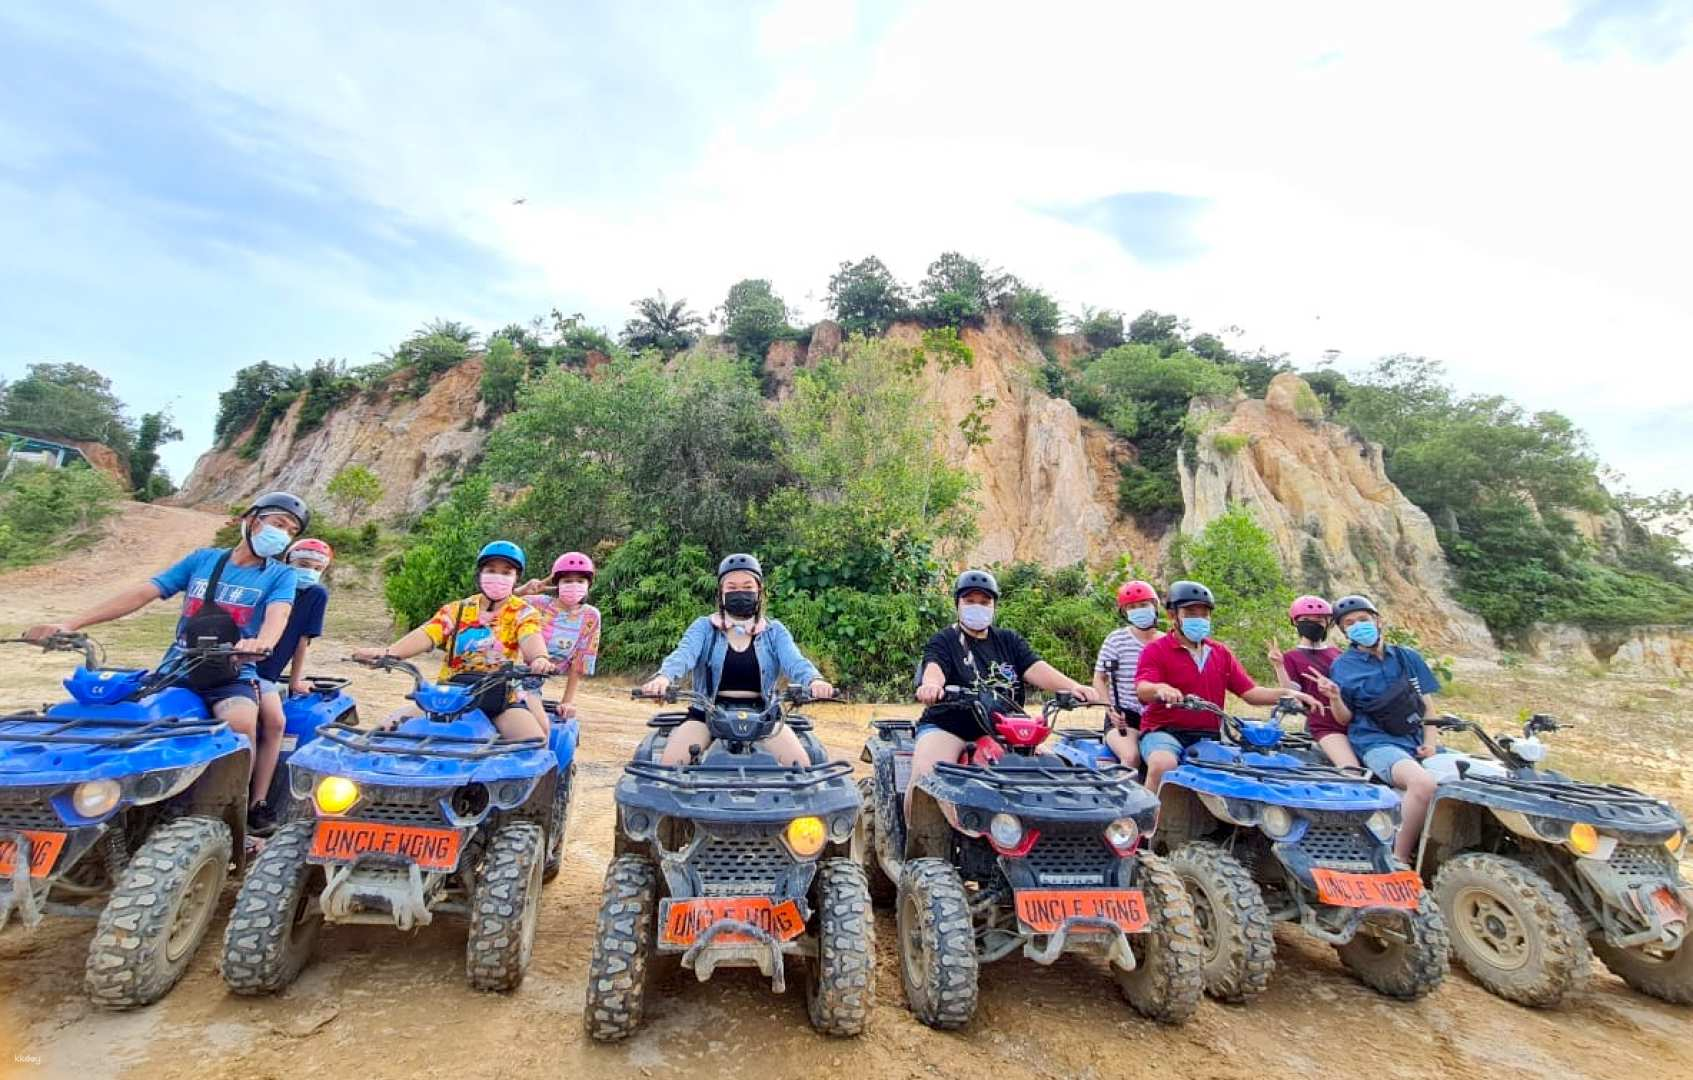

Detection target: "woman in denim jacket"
[640, 553, 834, 766]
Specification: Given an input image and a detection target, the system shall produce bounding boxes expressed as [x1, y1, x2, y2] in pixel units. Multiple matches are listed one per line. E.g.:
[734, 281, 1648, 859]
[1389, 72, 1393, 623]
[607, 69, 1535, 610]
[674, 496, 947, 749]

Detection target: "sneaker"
[247, 801, 279, 837]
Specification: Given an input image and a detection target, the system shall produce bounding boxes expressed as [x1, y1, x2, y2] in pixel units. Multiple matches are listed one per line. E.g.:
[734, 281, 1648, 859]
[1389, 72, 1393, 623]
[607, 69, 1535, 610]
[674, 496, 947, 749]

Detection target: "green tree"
[0, 464, 124, 568]
[1127, 310, 1188, 355]
[478, 336, 525, 417]
[383, 475, 498, 630]
[1, 363, 135, 455]
[128, 410, 182, 498]
[826, 256, 909, 335]
[718, 279, 795, 363]
[216, 362, 304, 444]
[620, 291, 705, 355]
[917, 252, 1009, 326]
[326, 464, 384, 524]
[294, 359, 360, 436]
[1073, 306, 1125, 350]
[1006, 285, 1062, 340]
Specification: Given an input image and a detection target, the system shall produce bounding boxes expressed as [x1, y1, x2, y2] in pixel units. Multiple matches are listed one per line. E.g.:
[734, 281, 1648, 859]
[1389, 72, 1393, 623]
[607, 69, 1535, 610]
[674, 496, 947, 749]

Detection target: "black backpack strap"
[443, 599, 469, 669]
[200, 548, 236, 617]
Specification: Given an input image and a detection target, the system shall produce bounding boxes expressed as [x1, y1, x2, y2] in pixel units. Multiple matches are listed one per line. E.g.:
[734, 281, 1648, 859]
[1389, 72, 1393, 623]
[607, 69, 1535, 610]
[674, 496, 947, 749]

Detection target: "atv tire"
[1434, 852, 1587, 1007]
[1591, 931, 1693, 1004]
[851, 778, 896, 907]
[807, 858, 875, 1036]
[585, 855, 660, 1041]
[85, 815, 232, 1009]
[1115, 853, 1204, 1024]
[465, 821, 545, 992]
[1170, 841, 1275, 1002]
[221, 820, 323, 994]
[1336, 878, 1449, 999]
[543, 764, 576, 884]
[897, 857, 978, 1029]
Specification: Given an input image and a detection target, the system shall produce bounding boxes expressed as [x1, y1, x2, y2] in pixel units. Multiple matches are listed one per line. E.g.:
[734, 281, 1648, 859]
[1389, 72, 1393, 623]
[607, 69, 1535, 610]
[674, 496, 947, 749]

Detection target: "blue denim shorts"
[1362, 743, 1416, 784]
[1137, 730, 1187, 762]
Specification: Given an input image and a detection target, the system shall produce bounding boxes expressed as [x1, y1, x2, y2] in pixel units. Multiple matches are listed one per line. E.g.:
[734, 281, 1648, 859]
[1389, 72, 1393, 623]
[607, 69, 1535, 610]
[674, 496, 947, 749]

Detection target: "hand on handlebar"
[233, 638, 272, 658]
[1156, 685, 1186, 705]
[22, 623, 73, 643]
[641, 674, 671, 698]
[916, 681, 946, 705]
[351, 647, 388, 666]
[526, 656, 556, 676]
[808, 678, 834, 700]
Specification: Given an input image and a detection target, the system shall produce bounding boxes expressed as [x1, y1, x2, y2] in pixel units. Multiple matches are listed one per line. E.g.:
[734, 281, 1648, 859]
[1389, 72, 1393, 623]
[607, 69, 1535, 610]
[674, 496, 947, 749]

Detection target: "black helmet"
[1332, 594, 1379, 618]
[248, 490, 310, 532]
[952, 569, 1000, 600]
[1165, 580, 1215, 610]
[717, 553, 763, 582]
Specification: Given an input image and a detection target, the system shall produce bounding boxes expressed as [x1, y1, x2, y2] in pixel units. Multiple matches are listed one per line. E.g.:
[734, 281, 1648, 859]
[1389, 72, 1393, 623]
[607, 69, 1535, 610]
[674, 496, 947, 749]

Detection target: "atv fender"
[904, 787, 952, 861]
[1415, 794, 1488, 876]
[182, 745, 253, 872]
[1153, 786, 1213, 854]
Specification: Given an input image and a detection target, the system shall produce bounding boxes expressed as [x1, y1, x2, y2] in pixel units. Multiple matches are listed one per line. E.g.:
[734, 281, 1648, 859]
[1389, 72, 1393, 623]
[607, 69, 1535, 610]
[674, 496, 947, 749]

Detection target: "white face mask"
[958, 603, 994, 632]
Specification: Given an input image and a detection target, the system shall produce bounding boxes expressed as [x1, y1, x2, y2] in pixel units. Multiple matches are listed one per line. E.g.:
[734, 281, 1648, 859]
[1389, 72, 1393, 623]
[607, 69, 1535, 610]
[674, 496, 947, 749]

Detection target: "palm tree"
[620, 291, 705, 356]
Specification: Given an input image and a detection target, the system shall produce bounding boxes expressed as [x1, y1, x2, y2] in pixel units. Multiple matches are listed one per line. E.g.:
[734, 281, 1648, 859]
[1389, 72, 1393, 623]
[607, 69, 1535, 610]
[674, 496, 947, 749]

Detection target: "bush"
[382, 476, 500, 631]
[718, 279, 797, 363]
[216, 362, 305, 446]
[993, 562, 1119, 682]
[593, 528, 720, 676]
[826, 257, 909, 335]
[1213, 432, 1249, 456]
[1005, 286, 1062, 340]
[0, 464, 123, 568]
[326, 464, 383, 523]
[238, 390, 299, 460]
[479, 336, 524, 417]
[1073, 306, 1125, 350]
[294, 360, 360, 436]
[310, 521, 382, 559]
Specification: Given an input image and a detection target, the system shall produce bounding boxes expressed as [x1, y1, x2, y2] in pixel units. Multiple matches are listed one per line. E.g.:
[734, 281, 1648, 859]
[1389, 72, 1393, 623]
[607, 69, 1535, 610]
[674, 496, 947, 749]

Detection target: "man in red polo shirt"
[1135, 580, 1321, 790]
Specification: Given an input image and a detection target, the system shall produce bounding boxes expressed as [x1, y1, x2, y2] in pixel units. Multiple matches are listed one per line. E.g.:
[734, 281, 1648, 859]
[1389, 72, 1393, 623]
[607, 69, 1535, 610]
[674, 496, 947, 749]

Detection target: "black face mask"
[1296, 620, 1328, 643]
[722, 590, 760, 619]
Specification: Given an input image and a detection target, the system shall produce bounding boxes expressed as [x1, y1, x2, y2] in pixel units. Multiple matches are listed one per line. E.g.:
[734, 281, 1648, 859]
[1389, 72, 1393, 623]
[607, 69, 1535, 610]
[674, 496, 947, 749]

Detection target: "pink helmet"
[1289, 595, 1332, 620]
[550, 551, 595, 580]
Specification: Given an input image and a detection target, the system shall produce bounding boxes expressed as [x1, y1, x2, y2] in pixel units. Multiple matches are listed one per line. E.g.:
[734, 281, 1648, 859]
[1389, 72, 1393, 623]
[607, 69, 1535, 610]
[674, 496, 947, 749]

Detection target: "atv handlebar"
[5, 632, 105, 670]
[1433, 711, 1562, 769]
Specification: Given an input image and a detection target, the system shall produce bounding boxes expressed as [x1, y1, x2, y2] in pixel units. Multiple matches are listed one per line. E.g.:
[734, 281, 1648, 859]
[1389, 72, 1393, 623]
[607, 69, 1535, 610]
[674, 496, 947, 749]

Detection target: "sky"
[2, 0, 1690, 493]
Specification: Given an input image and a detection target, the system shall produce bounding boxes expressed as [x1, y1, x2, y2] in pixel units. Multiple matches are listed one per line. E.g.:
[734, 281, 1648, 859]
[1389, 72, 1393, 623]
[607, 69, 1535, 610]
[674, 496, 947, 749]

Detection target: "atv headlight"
[783, 816, 827, 859]
[130, 763, 209, 805]
[1668, 831, 1685, 855]
[1261, 805, 1295, 840]
[1104, 817, 1140, 855]
[989, 813, 1025, 849]
[1365, 810, 1398, 844]
[72, 779, 122, 819]
[314, 776, 361, 815]
[289, 766, 317, 801]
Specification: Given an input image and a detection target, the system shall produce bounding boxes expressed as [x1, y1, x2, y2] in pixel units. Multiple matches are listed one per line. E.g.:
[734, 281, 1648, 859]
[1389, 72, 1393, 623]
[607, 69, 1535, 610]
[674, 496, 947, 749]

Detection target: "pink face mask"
[557, 581, 589, 605]
[479, 572, 516, 601]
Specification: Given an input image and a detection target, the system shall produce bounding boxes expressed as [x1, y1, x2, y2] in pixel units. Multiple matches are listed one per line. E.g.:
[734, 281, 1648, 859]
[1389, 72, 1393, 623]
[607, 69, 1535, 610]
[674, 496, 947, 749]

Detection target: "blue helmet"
[476, 540, 527, 576]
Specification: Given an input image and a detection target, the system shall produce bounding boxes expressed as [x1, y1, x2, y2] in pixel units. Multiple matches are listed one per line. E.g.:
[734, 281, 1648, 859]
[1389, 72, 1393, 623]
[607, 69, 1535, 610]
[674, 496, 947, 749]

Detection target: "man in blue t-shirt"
[248, 538, 333, 833]
[27, 492, 310, 775]
[1329, 593, 1442, 863]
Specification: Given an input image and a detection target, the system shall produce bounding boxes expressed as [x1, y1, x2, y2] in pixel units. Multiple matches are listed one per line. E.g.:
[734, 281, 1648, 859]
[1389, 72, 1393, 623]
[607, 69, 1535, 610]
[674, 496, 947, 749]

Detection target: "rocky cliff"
[175, 359, 487, 519]
[1178, 372, 1496, 655]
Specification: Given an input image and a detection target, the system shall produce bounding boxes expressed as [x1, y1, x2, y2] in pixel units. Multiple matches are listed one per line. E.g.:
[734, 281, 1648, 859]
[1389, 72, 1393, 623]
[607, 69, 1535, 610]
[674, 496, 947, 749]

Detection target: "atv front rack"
[312, 722, 544, 760]
[0, 711, 225, 746]
[623, 758, 853, 791]
[1462, 772, 1665, 809]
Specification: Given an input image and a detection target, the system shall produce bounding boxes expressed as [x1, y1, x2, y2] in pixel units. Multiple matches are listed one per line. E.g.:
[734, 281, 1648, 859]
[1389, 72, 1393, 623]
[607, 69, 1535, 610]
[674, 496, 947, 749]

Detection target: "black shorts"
[196, 679, 259, 711]
[915, 710, 986, 743]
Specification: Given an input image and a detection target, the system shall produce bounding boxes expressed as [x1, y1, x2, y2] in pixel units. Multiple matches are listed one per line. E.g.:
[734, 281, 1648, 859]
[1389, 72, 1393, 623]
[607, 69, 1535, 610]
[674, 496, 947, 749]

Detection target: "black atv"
[855, 682, 1202, 1030]
[584, 687, 872, 1040]
[1414, 712, 1690, 1006]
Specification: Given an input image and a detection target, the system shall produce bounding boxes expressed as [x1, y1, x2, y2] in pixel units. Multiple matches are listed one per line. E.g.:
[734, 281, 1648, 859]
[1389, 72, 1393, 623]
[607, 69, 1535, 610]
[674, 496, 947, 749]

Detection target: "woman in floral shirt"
[516, 551, 602, 720]
[353, 541, 553, 740]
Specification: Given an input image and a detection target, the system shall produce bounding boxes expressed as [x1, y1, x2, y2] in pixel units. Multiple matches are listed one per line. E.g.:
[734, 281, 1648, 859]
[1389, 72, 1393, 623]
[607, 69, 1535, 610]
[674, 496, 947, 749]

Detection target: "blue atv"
[1412, 712, 1690, 1007]
[1056, 695, 1449, 1002]
[585, 687, 870, 1041]
[858, 682, 1202, 1030]
[0, 633, 261, 1008]
[221, 656, 578, 994]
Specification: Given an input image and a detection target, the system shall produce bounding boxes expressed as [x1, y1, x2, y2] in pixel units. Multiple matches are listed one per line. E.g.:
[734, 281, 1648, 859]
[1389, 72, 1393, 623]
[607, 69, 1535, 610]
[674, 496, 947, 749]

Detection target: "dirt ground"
[2, 509, 1690, 1080]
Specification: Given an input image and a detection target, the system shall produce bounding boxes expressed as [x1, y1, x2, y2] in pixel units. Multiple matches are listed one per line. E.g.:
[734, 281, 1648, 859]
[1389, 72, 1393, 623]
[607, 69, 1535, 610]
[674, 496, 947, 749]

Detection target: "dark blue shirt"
[1331, 644, 1441, 755]
[256, 585, 329, 682]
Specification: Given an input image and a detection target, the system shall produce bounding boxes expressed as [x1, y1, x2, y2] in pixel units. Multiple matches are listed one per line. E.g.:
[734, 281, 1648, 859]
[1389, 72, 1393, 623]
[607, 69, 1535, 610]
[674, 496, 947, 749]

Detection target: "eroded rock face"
[1523, 622, 1693, 677]
[175, 360, 488, 520]
[1179, 372, 1495, 655]
[885, 317, 1164, 572]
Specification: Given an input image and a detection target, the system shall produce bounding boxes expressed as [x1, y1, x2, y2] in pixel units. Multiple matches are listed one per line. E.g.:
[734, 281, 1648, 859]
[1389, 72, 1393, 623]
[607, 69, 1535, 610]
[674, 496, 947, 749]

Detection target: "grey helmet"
[717, 553, 764, 582]
[1165, 580, 1216, 611]
[1332, 594, 1379, 619]
[952, 569, 1001, 600]
[248, 490, 311, 532]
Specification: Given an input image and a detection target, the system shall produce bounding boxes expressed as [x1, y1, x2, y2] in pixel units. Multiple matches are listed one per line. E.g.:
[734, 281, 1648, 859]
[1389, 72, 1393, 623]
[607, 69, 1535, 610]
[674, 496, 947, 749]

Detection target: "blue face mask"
[247, 521, 291, 558]
[293, 568, 322, 586]
[1346, 620, 1381, 648]
[1181, 617, 1211, 643]
[1126, 607, 1157, 630]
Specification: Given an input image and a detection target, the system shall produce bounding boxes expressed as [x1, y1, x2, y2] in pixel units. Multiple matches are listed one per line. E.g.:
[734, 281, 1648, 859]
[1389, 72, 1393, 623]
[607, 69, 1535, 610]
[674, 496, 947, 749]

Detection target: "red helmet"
[1116, 580, 1158, 609]
[550, 551, 595, 580]
[289, 538, 334, 563]
[1289, 595, 1332, 620]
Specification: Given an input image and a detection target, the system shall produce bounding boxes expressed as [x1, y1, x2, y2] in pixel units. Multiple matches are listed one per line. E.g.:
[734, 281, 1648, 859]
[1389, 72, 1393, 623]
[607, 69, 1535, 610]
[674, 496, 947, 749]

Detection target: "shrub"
[326, 465, 383, 524]
[215, 362, 305, 446]
[0, 464, 123, 568]
[1005, 286, 1062, 340]
[1213, 432, 1249, 457]
[718, 279, 797, 363]
[593, 528, 720, 676]
[1172, 507, 1292, 682]
[294, 360, 360, 436]
[383, 476, 500, 631]
[1073, 306, 1125, 350]
[478, 336, 524, 417]
[826, 257, 909, 335]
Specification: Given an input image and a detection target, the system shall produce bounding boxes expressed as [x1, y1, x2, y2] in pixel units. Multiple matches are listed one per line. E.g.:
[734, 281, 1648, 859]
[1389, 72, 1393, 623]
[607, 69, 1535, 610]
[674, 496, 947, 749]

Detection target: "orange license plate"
[309, 820, 462, 871]
[1015, 888, 1149, 934]
[659, 897, 806, 947]
[0, 830, 67, 879]
[1651, 886, 1688, 926]
[1311, 868, 1423, 910]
